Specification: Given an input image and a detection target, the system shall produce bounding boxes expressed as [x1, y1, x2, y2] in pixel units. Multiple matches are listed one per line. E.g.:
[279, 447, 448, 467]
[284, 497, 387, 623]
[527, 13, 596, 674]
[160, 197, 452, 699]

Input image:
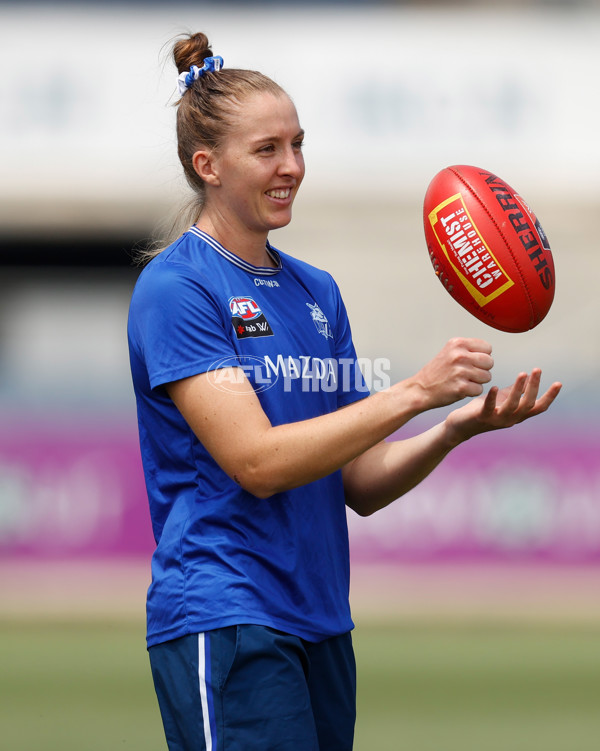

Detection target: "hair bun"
[173, 32, 213, 75]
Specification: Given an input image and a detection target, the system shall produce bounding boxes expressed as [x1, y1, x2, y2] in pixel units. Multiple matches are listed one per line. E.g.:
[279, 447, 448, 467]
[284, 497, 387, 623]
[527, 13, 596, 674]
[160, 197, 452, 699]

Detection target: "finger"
[512, 377, 562, 422]
[517, 368, 543, 412]
[462, 370, 492, 390]
[462, 338, 493, 355]
[472, 366, 493, 386]
[497, 372, 529, 414]
[480, 386, 499, 417]
[529, 381, 563, 416]
[451, 338, 494, 369]
[461, 352, 494, 385]
[462, 380, 486, 398]
[470, 351, 494, 372]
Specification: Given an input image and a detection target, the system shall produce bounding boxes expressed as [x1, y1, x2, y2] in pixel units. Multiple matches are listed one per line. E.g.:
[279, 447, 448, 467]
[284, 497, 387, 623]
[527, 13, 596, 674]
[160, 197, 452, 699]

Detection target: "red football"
[423, 165, 555, 333]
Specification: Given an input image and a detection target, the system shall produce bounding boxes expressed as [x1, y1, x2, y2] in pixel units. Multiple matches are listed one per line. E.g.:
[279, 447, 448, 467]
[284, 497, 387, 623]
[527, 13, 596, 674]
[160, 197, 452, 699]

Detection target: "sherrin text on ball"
[423, 164, 555, 333]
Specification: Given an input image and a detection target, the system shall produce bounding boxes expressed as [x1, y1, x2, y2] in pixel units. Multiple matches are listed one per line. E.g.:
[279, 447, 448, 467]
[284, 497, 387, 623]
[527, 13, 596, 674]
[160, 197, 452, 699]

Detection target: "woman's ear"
[192, 149, 221, 186]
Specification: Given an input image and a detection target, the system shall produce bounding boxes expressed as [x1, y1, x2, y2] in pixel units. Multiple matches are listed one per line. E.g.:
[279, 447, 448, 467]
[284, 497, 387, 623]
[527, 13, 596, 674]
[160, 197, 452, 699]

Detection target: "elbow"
[356, 505, 377, 518]
[232, 464, 280, 500]
[346, 488, 402, 517]
[345, 495, 377, 517]
[247, 483, 277, 500]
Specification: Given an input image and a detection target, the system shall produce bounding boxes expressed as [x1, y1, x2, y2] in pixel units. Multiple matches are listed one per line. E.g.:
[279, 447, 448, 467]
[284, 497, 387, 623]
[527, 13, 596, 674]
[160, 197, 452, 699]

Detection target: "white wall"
[0, 3, 598, 419]
[1, 3, 600, 228]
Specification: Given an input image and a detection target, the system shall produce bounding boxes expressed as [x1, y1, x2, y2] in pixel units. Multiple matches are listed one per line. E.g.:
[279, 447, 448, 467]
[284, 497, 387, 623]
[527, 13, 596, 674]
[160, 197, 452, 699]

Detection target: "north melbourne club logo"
[229, 295, 273, 339]
[307, 302, 333, 339]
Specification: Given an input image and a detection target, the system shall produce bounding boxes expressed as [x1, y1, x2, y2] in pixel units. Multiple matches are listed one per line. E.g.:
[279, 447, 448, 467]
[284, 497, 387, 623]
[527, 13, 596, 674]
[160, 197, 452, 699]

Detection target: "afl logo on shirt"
[229, 295, 274, 339]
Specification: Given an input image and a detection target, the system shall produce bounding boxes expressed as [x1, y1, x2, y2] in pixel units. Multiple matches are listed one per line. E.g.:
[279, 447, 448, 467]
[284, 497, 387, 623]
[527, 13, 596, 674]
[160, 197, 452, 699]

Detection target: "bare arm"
[166, 337, 495, 498]
[342, 425, 457, 517]
[343, 369, 562, 516]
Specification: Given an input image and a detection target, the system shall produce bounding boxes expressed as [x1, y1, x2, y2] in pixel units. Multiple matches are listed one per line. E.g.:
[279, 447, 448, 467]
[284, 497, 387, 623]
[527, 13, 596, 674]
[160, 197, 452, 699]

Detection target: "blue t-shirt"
[128, 227, 368, 647]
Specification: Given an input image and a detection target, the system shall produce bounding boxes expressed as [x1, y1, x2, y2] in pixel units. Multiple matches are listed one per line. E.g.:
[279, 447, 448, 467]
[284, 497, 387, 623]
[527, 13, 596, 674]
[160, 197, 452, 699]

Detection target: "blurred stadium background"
[1, 1, 600, 749]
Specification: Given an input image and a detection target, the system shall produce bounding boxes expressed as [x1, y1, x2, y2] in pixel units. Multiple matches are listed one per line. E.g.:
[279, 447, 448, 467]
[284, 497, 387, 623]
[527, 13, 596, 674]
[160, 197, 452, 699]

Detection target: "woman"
[127, 32, 561, 751]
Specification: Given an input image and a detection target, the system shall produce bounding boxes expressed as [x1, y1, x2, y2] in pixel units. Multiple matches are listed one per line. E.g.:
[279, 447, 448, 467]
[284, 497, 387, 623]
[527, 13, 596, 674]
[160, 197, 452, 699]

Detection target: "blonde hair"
[139, 32, 287, 264]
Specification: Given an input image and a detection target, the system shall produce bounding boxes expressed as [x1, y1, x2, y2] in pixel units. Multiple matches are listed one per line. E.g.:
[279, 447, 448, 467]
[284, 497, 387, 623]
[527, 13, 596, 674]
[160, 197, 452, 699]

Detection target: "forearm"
[343, 368, 563, 516]
[239, 380, 430, 497]
[343, 420, 461, 516]
[167, 338, 501, 499]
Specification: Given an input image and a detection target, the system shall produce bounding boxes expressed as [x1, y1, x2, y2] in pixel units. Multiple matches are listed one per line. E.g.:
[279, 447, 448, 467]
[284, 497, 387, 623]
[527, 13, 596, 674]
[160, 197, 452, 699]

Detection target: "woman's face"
[203, 91, 305, 238]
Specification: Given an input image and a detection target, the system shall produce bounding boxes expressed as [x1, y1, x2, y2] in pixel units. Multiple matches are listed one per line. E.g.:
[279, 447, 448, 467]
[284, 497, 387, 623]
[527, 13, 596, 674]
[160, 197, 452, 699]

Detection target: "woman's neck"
[195, 215, 275, 268]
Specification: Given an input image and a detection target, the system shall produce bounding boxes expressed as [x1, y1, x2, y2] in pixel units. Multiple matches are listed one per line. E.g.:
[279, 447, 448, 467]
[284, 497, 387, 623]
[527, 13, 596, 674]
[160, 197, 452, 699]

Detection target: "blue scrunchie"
[177, 56, 224, 95]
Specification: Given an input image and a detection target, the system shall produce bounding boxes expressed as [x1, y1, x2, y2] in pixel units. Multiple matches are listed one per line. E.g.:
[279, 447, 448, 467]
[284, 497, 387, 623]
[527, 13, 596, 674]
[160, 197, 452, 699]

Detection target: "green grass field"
[1, 620, 600, 750]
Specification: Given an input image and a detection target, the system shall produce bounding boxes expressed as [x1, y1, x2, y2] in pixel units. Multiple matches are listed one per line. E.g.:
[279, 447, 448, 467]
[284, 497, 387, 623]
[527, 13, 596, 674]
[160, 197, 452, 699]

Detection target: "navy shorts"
[148, 624, 356, 751]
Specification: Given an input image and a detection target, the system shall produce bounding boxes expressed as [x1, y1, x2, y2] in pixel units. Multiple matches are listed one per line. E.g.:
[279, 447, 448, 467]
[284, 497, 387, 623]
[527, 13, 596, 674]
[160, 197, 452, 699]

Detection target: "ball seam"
[448, 167, 536, 329]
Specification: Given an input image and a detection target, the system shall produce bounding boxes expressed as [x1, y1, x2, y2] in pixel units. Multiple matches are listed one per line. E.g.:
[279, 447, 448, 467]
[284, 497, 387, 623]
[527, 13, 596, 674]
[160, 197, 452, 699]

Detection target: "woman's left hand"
[445, 369, 562, 445]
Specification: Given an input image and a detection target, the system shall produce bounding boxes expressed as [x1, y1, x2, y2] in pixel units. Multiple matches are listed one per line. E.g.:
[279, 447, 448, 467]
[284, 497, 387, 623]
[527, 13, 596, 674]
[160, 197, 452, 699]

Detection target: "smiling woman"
[191, 92, 305, 260]
[127, 30, 561, 751]
[162, 33, 304, 261]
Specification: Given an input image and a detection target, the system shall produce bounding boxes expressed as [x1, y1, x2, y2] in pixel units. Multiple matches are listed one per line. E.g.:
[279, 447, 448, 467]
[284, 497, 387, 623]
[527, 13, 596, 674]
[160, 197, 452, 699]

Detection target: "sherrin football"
[423, 164, 555, 333]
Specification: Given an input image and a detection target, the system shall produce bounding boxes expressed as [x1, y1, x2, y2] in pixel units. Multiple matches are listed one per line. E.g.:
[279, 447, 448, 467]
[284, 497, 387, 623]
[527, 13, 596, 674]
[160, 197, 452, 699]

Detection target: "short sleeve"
[129, 264, 239, 390]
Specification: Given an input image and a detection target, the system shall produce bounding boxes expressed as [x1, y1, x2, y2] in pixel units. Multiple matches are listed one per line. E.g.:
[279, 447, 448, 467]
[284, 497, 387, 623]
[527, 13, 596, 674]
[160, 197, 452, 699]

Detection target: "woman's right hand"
[409, 337, 495, 410]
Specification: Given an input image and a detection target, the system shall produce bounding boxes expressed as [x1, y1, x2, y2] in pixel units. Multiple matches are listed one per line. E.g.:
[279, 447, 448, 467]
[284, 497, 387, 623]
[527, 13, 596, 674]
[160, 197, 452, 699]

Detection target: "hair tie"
[177, 56, 224, 95]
